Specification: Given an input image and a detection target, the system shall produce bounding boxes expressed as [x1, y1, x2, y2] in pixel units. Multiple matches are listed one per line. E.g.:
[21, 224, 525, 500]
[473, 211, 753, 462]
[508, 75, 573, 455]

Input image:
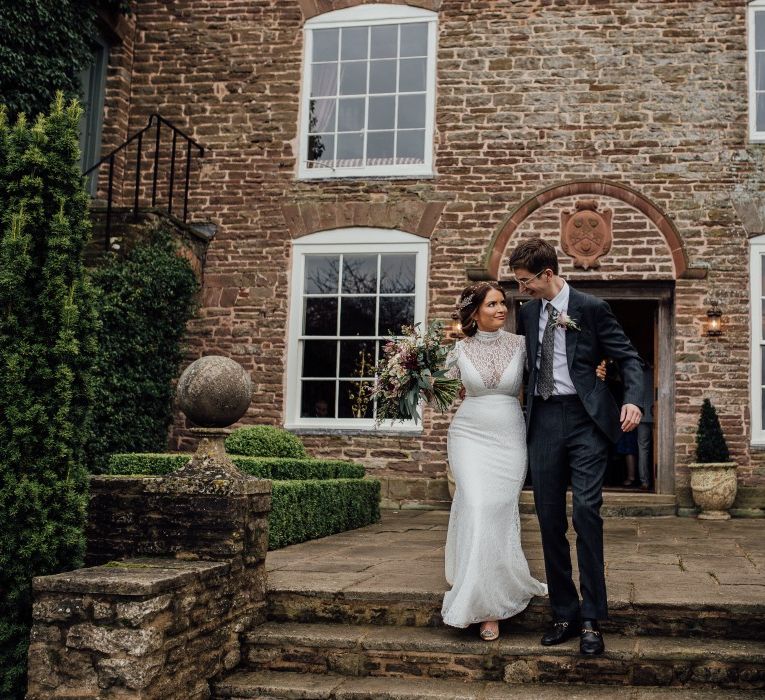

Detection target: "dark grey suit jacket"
[518, 286, 644, 444]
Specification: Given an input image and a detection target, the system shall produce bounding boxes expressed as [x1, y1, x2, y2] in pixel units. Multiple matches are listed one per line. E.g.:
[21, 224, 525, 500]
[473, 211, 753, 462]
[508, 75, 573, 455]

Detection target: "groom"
[510, 239, 643, 656]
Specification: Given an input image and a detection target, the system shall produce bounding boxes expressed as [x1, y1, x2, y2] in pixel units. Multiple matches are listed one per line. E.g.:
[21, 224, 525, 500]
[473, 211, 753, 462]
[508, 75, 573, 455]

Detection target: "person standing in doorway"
[509, 239, 643, 656]
[636, 356, 655, 490]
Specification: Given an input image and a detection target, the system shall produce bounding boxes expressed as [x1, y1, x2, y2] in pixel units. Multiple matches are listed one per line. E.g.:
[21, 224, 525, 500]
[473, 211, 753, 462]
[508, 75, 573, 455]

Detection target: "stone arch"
[298, 0, 441, 21]
[467, 179, 699, 281]
[281, 200, 445, 239]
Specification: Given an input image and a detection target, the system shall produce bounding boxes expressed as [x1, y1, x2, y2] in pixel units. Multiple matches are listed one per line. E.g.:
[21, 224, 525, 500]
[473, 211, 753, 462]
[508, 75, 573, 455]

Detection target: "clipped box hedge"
[269, 479, 381, 550]
[108, 453, 366, 480]
[105, 452, 380, 550]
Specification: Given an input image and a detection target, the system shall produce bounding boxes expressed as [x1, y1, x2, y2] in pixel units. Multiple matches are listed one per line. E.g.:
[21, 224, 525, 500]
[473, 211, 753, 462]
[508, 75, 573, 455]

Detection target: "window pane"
[340, 296, 376, 336]
[370, 25, 398, 58]
[311, 63, 338, 97]
[304, 297, 338, 335]
[399, 58, 427, 93]
[340, 62, 367, 95]
[340, 340, 376, 378]
[336, 132, 364, 162]
[301, 380, 336, 418]
[400, 23, 428, 57]
[341, 26, 368, 60]
[757, 11, 765, 51]
[367, 131, 395, 161]
[396, 129, 425, 162]
[342, 254, 377, 293]
[313, 29, 339, 62]
[397, 94, 426, 129]
[368, 96, 396, 130]
[758, 93, 765, 132]
[380, 254, 416, 293]
[337, 98, 365, 132]
[761, 346, 765, 378]
[338, 381, 374, 418]
[309, 99, 336, 133]
[304, 255, 339, 293]
[370, 59, 397, 94]
[303, 340, 337, 377]
[378, 296, 414, 335]
[308, 134, 334, 165]
[758, 53, 765, 91]
[371, 25, 397, 59]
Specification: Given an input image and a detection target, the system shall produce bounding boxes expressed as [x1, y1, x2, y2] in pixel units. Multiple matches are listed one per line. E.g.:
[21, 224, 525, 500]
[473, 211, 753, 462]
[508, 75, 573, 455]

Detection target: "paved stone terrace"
[267, 511, 765, 613]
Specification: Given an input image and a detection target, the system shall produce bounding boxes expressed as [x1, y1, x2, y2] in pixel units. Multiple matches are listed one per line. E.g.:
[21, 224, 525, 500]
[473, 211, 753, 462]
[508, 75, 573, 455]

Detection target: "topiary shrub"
[107, 453, 365, 480]
[268, 479, 381, 550]
[0, 95, 99, 698]
[695, 398, 731, 463]
[225, 425, 307, 459]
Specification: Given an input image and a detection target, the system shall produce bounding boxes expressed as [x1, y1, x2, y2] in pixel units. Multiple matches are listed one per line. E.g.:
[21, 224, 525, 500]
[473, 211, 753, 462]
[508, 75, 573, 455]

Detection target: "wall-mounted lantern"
[705, 302, 723, 337]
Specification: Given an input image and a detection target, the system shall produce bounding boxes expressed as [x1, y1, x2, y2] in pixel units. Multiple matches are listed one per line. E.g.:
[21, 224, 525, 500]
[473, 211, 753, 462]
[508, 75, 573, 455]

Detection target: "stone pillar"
[27, 356, 267, 699]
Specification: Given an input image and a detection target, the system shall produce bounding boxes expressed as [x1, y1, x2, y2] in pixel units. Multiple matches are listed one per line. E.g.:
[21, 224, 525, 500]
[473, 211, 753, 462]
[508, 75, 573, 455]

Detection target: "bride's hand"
[596, 360, 607, 382]
[458, 385, 466, 401]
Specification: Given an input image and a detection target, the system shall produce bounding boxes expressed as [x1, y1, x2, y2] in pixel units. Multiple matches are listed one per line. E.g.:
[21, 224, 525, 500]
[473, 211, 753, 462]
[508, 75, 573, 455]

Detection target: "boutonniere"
[556, 312, 581, 332]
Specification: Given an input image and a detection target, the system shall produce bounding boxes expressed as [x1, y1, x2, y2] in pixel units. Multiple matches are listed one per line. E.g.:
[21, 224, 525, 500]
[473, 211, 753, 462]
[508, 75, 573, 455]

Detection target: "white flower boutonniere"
[556, 312, 581, 332]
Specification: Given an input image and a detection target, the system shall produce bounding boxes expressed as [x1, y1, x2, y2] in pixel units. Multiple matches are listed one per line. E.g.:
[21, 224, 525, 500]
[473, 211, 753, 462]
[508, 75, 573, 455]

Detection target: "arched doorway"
[471, 180, 701, 497]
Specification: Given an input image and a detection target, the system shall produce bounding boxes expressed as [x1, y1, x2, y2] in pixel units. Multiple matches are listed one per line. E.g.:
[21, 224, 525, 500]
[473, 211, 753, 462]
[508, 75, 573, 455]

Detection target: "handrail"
[84, 114, 205, 251]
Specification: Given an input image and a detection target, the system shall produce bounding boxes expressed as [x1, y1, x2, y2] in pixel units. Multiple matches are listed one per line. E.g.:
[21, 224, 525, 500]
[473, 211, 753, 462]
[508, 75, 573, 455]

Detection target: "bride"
[441, 281, 546, 639]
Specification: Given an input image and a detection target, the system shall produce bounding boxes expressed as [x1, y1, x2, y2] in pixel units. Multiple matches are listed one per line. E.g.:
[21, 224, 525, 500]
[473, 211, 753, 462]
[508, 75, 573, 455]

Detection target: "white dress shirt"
[535, 281, 577, 396]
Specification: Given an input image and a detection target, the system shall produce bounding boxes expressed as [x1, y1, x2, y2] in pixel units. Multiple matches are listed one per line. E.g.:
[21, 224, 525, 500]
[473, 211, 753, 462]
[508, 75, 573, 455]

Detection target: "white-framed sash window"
[285, 228, 429, 430]
[298, 5, 437, 179]
[748, 0, 765, 142]
[750, 234, 765, 445]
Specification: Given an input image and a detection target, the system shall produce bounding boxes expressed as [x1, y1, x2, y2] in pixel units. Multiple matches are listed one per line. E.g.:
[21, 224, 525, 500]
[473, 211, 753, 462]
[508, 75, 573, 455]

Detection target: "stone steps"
[240, 621, 765, 689]
[213, 671, 764, 699]
[266, 588, 765, 640]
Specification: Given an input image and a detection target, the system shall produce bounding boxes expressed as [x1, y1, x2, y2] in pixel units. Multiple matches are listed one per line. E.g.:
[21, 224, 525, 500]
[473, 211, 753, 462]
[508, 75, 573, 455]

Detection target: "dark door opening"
[509, 286, 671, 496]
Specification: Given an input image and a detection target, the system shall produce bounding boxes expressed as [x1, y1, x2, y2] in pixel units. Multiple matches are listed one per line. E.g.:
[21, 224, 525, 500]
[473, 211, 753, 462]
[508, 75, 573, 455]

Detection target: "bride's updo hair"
[451, 281, 505, 337]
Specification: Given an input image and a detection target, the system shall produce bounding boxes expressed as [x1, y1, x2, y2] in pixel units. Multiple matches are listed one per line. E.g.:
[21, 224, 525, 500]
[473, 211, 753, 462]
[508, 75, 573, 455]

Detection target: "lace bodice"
[445, 329, 525, 397]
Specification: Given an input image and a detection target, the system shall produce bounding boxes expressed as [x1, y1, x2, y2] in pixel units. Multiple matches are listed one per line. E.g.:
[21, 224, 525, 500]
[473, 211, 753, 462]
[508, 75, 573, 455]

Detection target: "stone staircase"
[212, 511, 765, 699]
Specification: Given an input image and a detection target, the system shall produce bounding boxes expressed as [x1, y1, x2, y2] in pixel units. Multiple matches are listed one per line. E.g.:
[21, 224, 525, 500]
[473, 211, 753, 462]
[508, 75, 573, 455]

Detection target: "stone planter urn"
[687, 462, 738, 520]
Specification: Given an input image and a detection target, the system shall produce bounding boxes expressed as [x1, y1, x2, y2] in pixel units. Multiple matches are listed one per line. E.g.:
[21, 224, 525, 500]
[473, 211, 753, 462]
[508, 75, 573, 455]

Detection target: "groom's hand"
[620, 403, 642, 432]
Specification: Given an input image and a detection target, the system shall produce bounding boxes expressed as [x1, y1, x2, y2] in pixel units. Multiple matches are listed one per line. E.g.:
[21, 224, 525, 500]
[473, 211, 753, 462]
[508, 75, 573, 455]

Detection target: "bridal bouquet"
[373, 320, 461, 424]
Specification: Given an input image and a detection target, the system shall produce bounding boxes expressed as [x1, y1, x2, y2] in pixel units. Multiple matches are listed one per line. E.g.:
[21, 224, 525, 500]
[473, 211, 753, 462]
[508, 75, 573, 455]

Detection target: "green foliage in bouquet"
[373, 321, 461, 424]
[0, 95, 99, 697]
[695, 398, 730, 463]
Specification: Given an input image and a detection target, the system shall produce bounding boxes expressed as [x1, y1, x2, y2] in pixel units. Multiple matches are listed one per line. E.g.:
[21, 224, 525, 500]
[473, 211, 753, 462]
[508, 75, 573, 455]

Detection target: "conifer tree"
[0, 94, 98, 697]
[695, 398, 731, 463]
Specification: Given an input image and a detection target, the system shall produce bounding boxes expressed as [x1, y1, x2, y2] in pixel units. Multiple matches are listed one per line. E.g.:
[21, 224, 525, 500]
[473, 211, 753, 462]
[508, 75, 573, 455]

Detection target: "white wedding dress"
[441, 328, 548, 628]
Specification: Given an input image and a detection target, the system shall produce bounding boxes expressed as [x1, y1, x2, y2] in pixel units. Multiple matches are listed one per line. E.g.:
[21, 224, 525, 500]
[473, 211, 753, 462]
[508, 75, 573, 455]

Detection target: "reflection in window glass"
[342, 255, 377, 293]
[298, 252, 418, 421]
[340, 296, 376, 336]
[305, 18, 431, 170]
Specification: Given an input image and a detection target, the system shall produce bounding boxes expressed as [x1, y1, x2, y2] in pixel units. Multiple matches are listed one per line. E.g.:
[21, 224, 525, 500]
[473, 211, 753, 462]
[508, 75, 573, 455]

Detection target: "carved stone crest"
[560, 199, 612, 270]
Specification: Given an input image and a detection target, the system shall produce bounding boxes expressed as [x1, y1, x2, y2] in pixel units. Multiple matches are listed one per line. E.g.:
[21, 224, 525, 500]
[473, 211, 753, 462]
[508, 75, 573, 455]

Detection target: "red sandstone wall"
[102, 0, 763, 492]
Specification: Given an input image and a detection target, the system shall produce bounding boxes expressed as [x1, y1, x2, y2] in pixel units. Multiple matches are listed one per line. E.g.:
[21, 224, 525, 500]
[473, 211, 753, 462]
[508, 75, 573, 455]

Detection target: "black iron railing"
[84, 114, 205, 250]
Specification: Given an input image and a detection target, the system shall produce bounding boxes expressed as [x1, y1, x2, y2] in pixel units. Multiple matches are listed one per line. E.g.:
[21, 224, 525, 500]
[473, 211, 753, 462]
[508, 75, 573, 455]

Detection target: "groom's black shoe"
[580, 620, 605, 655]
[540, 619, 579, 646]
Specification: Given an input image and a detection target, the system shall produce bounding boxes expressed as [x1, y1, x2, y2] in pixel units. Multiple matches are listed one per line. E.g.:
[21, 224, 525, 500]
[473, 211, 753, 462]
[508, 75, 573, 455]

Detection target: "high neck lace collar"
[474, 328, 503, 342]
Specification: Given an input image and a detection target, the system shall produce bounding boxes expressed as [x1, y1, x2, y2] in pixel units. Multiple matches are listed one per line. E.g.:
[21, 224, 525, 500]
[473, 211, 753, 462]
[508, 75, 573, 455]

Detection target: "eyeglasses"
[514, 269, 546, 288]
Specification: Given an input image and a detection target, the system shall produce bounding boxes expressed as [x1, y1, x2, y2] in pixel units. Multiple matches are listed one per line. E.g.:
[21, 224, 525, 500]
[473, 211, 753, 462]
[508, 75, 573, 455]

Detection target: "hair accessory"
[458, 293, 475, 310]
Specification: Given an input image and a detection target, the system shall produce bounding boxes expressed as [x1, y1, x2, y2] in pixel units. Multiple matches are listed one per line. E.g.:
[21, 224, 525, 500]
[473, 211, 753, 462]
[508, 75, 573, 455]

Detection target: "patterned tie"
[538, 303, 557, 400]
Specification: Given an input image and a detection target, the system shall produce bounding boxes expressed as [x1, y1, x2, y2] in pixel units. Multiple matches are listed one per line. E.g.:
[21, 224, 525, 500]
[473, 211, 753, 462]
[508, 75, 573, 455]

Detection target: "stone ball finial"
[177, 356, 253, 428]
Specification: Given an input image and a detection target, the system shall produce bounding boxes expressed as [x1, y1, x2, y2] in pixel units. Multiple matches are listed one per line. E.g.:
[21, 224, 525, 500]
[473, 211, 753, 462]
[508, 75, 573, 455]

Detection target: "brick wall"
[101, 0, 764, 495]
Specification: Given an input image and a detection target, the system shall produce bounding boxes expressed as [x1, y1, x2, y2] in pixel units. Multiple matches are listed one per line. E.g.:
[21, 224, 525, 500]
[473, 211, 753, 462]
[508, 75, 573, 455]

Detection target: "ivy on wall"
[86, 232, 200, 472]
[0, 1, 129, 120]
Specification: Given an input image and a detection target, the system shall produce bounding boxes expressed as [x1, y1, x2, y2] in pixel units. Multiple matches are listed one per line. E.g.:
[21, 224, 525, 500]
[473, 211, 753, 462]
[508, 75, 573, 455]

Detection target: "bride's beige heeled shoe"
[479, 621, 499, 641]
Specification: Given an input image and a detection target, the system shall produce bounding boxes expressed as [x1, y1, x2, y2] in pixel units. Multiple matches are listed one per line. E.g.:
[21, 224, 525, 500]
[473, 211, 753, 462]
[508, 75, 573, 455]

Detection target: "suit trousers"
[528, 394, 610, 621]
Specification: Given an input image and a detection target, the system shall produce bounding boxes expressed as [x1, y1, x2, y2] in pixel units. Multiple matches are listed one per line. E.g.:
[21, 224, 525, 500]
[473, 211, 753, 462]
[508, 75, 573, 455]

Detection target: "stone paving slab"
[267, 511, 765, 609]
